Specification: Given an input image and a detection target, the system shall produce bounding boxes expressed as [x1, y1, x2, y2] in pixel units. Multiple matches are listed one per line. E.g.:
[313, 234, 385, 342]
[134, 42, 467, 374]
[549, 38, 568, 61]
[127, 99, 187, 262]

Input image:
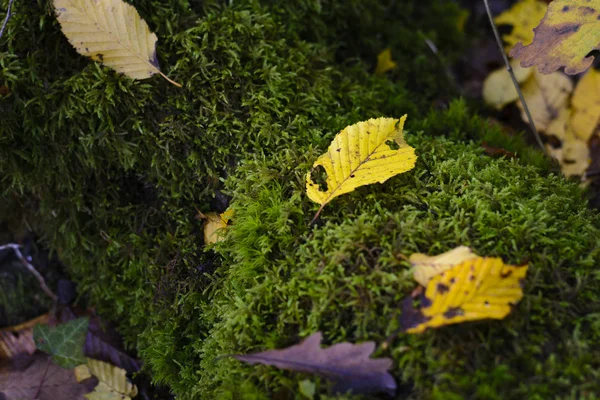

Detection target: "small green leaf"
[33, 317, 89, 369]
[298, 379, 316, 399]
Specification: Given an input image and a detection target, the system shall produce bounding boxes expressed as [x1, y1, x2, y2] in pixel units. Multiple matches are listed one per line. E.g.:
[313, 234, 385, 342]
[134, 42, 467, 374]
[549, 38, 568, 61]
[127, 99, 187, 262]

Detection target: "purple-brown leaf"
[232, 332, 396, 395]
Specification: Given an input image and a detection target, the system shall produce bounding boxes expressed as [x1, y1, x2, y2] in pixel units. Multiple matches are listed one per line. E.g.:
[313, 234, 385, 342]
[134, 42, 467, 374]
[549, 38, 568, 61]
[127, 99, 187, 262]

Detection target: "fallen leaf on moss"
[306, 116, 417, 222]
[53, 0, 181, 86]
[233, 332, 396, 395]
[516, 69, 572, 131]
[547, 123, 591, 178]
[482, 60, 533, 109]
[0, 353, 94, 399]
[202, 208, 233, 245]
[410, 246, 478, 287]
[34, 317, 88, 369]
[570, 69, 600, 141]
[76, 358, 138, 400]
[494, 0, 547, 52]
[375, 48, 397, 75]
[402, 257, 527, 334]
[510, 0, 600, 75]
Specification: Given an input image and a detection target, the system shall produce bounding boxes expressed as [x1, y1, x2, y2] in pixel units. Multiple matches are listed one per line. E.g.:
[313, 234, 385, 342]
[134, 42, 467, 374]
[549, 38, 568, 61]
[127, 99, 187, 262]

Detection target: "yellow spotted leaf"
[516, 69, 573, 131]
[570, 69, 600, 141]
[81, 358, 138, 400]
[402, 257, 527, 334]
[375, 49, 397, 75]
[482, 61, 533, 109]
[510, 0, 600, 75]
[54, 0, 181, 86]
[547, 122, 591, 178]
[495, 0, 547, 52]
[306, 116, 417, 221]
[203, 209, 232, 245]
[410, 246, 478, 287]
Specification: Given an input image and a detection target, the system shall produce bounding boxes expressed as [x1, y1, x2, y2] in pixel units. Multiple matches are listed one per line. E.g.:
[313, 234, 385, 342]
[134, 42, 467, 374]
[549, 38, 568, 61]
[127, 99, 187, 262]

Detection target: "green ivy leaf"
[33, 317, 89, 369]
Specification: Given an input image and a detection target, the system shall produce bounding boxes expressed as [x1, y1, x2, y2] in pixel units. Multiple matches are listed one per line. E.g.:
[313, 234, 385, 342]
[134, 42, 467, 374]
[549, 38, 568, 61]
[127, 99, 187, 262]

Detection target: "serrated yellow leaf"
[510, 0, 600, 75]
[54, 0, 181, 86]
[516, 70, 572, 132]
[570, 69, 600, 141]
[410, 246, 478, 287]
[482, 61, 533, 109]
[494, 0, 547, 52]
[375, 49, 397, 75]
[84, 358, 137, 400]
[306, 116, 417, 220]
[403, 257, 527, 334]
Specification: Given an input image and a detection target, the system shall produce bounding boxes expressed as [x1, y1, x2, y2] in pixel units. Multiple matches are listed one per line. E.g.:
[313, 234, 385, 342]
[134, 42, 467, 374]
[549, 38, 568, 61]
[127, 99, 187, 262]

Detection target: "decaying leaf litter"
[1, 0, 600, 397]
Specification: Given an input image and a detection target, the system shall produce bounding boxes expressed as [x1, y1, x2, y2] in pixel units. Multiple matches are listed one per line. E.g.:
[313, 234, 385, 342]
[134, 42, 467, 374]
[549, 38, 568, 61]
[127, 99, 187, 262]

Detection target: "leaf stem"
[482, 0, 547, 156]
[309, 204, 326, 226]
[33, 356, 52, 400]
[159, 71, 182, 87]
[0, 0, 16, 41]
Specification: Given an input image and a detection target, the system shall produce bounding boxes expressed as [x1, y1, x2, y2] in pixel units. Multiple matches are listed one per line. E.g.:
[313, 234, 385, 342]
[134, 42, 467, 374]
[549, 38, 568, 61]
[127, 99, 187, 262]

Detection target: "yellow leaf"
[306, 116, 417, 219]
[510, 0, 600, 75]
[203, 210, 232, 245]
[84, 358, 138, 400]
[54, 0, 181, 86]
[410, 246, 478, 287]
[403, 257, 527, 334]
[516, 70, 573, 132]
[482, 61, 533, 109]
[570, 69, 600, 141]
[494, 0, 547, 52]
[375, 49, 397, 75]
[74, 364, 92, 382]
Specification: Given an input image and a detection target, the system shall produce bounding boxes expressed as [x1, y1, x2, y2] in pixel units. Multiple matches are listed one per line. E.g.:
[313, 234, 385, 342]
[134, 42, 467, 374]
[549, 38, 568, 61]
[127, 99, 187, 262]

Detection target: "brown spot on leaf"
[437, 283, 450, 294]
[443, 307, 464, 319]
[500, 269, 513, 279]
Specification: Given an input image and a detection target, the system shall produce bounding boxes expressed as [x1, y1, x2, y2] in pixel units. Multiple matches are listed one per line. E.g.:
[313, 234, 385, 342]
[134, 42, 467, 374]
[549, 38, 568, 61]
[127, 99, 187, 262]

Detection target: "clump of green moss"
[2, 0, 599, 398]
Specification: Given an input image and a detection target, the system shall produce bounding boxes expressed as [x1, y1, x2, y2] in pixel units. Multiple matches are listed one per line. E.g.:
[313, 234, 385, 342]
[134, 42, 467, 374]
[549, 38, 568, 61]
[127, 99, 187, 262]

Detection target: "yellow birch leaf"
[403, 257, 527, 334]
[516, 69, 573, 131]
[203, 210, 232, 245]
[510, 0, 600, 75]
[54, 0, 181, 86]
[494, 0, 547, 52]
[410, 246, 478, 287]
[306, 116, 417, 219]
[375, 49, 397, 75]
[570, 69, 600, 141]
[84, 358, 138, 400]
[482, 61, 533, 109]
[560, 124, 590, 177]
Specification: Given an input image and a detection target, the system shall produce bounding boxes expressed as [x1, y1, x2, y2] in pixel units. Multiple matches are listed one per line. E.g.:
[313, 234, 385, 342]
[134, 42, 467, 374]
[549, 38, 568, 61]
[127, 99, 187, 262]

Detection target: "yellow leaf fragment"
[74, 364, 93, 382]
[482, 61, 533, 109]
[84, 358, 138, 400]
[203, 210, 232, 245]
[375, 49, 397, 75]
[54, 0, 180, 86]
[549, 124, 591, 178]
[494, 0, 547, 52]
[403, 257, 527, 334]
[516, 70, 573, 131]
[570, 69, 600, 141]
[410, 246, 478, 287]
[306, 116, 417, 216]
[510, 0, 600, 75]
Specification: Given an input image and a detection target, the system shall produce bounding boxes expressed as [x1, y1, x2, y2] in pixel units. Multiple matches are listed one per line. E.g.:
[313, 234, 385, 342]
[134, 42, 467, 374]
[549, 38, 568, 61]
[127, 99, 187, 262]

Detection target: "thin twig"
[0, 0, 16, 41]
[482, 0, 547, 156]
[0, 243, 58, 303]
[33, 356, 52, 400]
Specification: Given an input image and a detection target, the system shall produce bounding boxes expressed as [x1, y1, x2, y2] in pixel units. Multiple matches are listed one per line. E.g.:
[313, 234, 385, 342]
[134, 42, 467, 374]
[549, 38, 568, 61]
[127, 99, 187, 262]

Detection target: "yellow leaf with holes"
[375, 49, 397, 75]
[547, 122, 591, 178]
[482, 61, 533, 109]
[510, 0, 600, 75]
[203, 209, 232, 245]
[410, 246, 478, 287]
[54, 0, 180, 86]
[402, 257, 527, 334]
[80, 358, 138, 400]
[494, 0, 547, 52]
[570, 69, 600, 141]
[516, 69, 573, 132]
[306, 116, 417, 218]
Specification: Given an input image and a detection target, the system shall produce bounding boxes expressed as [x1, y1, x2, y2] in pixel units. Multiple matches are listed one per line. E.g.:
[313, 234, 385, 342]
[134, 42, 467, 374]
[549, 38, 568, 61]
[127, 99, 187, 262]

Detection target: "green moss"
[1, 0, 599, 398]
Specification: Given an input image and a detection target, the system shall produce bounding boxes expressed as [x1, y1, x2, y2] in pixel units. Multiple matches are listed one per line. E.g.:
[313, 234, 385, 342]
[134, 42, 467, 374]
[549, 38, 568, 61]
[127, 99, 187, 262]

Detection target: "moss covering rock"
[1, 0, 600, 398]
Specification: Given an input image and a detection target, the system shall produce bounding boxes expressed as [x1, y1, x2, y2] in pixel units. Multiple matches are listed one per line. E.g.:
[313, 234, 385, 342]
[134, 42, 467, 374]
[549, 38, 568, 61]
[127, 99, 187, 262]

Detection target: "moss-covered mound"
[1, 0, 600, 398]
